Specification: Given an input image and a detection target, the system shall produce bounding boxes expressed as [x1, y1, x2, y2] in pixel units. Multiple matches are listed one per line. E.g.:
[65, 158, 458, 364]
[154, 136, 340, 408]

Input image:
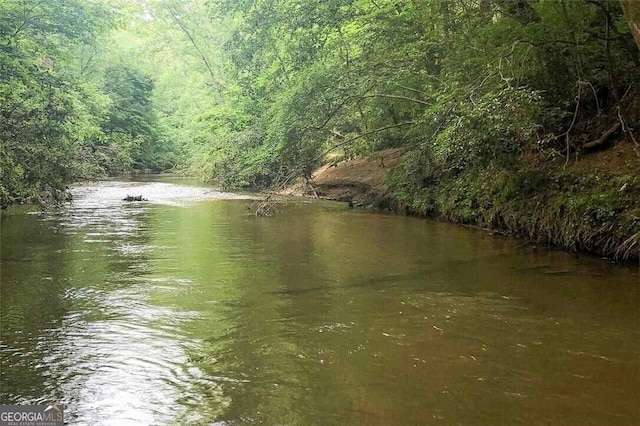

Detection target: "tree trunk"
[621, 0, 640, 50]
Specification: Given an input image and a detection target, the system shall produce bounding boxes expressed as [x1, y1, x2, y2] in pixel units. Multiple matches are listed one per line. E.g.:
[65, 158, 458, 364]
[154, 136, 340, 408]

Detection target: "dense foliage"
[0, 0, 107, 207]
[0, 0, 170, 207]
[1, 0, 638, 208]
[176, 0, 637, 190]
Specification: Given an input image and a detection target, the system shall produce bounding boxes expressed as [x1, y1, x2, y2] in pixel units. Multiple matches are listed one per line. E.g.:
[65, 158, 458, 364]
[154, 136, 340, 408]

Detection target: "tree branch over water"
[312, 121, 417, 164]
[360, 94, 431, 106]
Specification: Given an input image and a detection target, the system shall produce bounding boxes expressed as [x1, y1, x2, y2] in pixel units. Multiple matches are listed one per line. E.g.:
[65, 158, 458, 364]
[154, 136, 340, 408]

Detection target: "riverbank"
[279, 147, 407, 208]
[282, 143, 640, 262]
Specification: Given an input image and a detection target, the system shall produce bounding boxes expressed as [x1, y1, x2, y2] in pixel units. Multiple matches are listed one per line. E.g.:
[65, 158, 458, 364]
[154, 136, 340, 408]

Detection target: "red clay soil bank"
[280, 147, 406, 207]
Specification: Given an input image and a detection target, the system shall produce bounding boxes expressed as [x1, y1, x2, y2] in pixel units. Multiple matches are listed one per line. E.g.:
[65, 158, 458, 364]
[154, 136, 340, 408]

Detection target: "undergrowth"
[387, 153, 640, 261]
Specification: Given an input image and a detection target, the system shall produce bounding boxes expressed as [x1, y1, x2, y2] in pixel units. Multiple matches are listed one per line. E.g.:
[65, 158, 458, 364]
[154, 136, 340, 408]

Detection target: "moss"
[387, 162, 640, 262]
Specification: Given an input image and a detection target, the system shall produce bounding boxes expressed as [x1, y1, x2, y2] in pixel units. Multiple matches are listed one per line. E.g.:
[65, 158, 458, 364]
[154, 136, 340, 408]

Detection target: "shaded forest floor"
[282, 141, 640, 262]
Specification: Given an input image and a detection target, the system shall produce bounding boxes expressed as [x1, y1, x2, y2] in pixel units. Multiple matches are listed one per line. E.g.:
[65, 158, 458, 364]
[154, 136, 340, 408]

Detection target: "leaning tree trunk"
[621, 0, 640, 50]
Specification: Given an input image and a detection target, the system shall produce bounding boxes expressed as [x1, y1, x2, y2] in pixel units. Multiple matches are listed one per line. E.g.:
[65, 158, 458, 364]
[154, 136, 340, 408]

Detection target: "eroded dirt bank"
[279, 147, 406, 208]
[282, 143, 640, 262]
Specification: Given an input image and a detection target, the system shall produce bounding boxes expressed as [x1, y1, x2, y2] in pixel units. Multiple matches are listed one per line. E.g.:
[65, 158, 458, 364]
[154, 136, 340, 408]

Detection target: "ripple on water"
[37, 287, 229, 425]
[69, 181, 251, 208]
[3, 180, 638, 425]
[17, 180, 249, 423]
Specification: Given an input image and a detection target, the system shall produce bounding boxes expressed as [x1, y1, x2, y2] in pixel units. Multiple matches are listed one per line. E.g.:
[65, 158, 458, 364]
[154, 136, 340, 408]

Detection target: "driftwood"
[582, 122, 621, 150]
[123, 195, 147, 202]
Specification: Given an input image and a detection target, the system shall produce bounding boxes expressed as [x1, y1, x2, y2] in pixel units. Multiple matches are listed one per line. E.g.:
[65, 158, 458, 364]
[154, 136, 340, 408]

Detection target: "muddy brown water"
[1, 178, 638, 425]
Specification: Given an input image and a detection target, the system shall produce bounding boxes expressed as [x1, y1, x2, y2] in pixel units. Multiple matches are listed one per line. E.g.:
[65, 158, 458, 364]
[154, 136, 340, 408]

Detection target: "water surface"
[1, 180, 638, 425]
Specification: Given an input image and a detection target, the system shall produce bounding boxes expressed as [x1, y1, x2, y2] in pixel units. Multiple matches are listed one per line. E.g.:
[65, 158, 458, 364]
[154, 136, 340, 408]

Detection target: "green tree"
[0, 0, 112, 208]
[100, 64, 165, 172]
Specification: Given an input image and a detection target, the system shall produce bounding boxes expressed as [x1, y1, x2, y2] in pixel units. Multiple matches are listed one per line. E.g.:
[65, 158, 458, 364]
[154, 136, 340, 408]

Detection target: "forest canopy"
[1, 0, 638, 208]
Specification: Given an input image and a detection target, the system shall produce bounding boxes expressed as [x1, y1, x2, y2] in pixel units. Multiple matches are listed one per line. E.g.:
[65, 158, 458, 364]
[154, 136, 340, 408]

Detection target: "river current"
[1, 179, 638, 425]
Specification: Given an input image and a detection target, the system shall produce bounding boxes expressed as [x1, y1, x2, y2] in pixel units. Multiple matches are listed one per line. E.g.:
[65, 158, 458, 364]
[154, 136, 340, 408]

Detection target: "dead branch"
[582, 121, 621, 150]
[360, 94, 431, 106]
[307, 95, 356, 132]
[312, 121, 417, 164]
[305, 178, 319, 199]
[560, 83, 582, 167]
[390, 82, 435, 96]
[166, 5, 226, 92]
[578, 80, 601, 115]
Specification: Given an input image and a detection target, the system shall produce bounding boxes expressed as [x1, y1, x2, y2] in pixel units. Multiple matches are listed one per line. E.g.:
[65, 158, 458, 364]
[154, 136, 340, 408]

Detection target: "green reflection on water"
[1, 184, 639, 425]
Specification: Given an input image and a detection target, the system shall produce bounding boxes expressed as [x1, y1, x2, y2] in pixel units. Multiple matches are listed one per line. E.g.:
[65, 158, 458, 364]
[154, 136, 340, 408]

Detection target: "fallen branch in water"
[123, 195, 147, 202]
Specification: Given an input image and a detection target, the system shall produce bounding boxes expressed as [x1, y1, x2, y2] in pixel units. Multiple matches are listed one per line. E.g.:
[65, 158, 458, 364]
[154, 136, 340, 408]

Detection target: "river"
[1, 179, 638, 425]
